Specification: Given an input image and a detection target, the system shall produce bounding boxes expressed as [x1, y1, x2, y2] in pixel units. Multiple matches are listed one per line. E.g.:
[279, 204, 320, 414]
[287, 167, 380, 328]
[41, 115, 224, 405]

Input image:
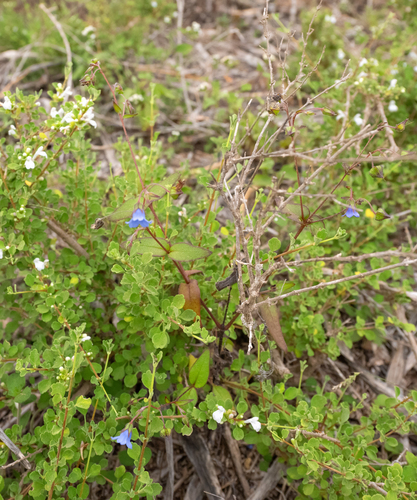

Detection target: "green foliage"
[1, 0, 417, 499]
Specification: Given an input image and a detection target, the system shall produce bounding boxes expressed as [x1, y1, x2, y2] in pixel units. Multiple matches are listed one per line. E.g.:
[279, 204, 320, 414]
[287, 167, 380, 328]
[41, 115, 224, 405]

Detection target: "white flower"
[36, 102, 40, 106]
[34, 258, 48, 271]
[81, 107, 97, 128]
[8, 125, 17, 136]
[65, 356, 71, 361]
[24, 146, 48, 170]
[172, 11, 178, 17]
[324, 14, 336, 23]
[80, 97, 90, 107]
[390, 68, 399, 75]
[0, 249, 3, 259]
[58, 86, 72, 99]
[244, 416, 261, 432]
[353, 114, 363, 126]
[337, 49, 345, 60]
[198, 82, 210, 91]
[192, 21, 201, 32]
[3, 96, 12, 110]
[151, 1, 158, 7]
[389, 79, 397, 89]
[212, 405, 226, 423]
[171, 130, 180, 136]
[336, 110, 346, 121]
[358, 58, 368, 67]
[62, 112, 75, 124]
[358, 71, 367, 79]
[388, 100, 398, 112]
[409, 50, 417, 61]
[81, 25, 95, 36]
[370, 58, 379, 66]
[50, 107, 64, 118]
[414, 65, 417, 73]
[130, 93, 144, 103]
[25, 157, 35, 169]
[164, 16, 170, 23]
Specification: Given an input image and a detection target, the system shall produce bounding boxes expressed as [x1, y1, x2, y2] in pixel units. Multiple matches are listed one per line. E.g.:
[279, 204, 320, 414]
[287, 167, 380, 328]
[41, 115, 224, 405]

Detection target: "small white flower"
[50, 107, 59, 118]
[3, 96, 12, 110]
[0, 249, 3, 259]
[353, 113, 363, 126]
[358, 58, 368, 67]
[358, 71, 367, 79]
[8, 125, 17, 136]
[34, 258, 46, 271]
[59, 87, 72, 99]
[59, 366, 64, 371]
[26, 148, 31, 153]
[81, 334, 91, 342]
[389, 79, 397, 89]
[25, 157, 35, 169]
[81, 25, 95, 36]
[36, 102, 40, 106]
[212, 405, 226, 423]
[164, 16, 171, 23]
[388, 100, 398, 112]
[80, 97, 90, 107]
[81, 107, 97, 128]
[198, 82, 210, 91]
[172, 11, 178, 17]
[151, 0, 158, 7]
[5, 246, 9, 250]
[130, 93, 144, 103]
[336, 110, 346, 121]
[337, 49, 345, 60]
[409, 50, 417, 61]
[171, 130, 180, 136]
[244, 416, 261, 432]
[62, 112, 75, 124]
[370, 58, 379, 66]
[390, 68, 399, 75]
[192, 21, 201, 32]
[325, 14, 336, 23]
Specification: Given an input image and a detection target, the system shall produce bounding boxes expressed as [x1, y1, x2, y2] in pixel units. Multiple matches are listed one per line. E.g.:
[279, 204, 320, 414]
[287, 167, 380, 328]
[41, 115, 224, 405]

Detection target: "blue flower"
[342, 206, 359, 218]
[111, 429, 133, 449]
[126, 208, 152, 229]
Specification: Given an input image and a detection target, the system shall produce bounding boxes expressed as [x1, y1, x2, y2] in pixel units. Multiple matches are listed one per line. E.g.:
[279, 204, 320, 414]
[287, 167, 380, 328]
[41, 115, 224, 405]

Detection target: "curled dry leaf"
[258, 299, 288, 352]
[178, 279, 201, 317]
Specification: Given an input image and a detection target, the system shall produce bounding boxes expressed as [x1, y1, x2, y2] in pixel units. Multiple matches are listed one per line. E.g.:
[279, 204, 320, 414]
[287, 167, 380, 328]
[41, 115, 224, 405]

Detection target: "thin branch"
[253, 259, 417, 309]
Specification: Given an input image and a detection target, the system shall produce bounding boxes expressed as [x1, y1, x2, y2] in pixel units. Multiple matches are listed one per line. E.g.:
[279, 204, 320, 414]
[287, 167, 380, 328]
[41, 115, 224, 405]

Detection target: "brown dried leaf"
[178, 279, 201, 317]
[258, 300, 288, 352]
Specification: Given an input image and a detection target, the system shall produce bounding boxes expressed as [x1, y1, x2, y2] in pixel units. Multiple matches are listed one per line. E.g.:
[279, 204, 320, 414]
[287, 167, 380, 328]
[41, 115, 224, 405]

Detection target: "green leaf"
[176, 43, 193, 55]
[233, 427, 244, 440]
[172, 294, 185, 309]
[189, 350, 210, 388]
[111, 264, 124, 273]
[212, 385, 233, 403]
[75, 396, 92, 410]
[284, 387, 298, 400]
[106, 198, 139, 222]
[268, 238, 281, 252]
[310, 394, 327, 409]
[168, 243, 212, 262]
[142, 370, 153, 390]
[152, 329, 169, 349]
[38, 378, 52, 394]
[131, 238, 170, 257]
[124, 374, 137, 388]
[113, 102, 122, 114]
[177, 387, 198, 407]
